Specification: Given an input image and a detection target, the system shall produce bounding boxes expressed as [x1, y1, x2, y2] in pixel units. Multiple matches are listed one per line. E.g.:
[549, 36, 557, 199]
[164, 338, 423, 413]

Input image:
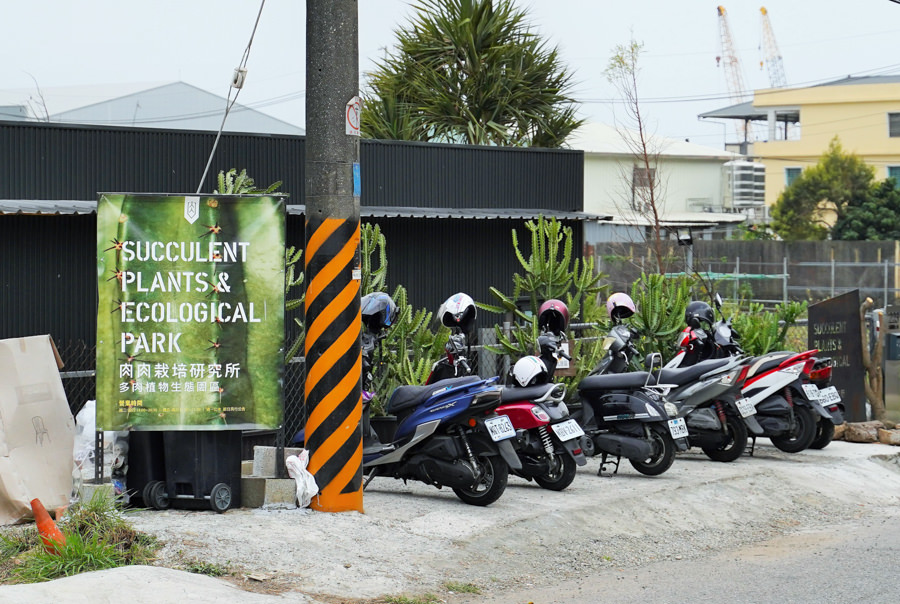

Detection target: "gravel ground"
[107, 439, 900, 603]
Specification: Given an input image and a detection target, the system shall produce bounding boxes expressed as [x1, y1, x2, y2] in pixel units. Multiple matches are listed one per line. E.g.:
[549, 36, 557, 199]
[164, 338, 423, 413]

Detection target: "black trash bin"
[142, 430, 242, 513]
[125, 431, 166, 508]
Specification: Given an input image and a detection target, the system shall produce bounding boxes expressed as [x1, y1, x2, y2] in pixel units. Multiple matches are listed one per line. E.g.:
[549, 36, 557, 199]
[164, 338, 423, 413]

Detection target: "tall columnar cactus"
[481, 216, 606, 360]
[629, 272, 693, 363]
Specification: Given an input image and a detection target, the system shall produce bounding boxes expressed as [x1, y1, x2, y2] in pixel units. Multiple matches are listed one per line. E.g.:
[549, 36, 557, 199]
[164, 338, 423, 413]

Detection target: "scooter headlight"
[664, 402, 679, 417]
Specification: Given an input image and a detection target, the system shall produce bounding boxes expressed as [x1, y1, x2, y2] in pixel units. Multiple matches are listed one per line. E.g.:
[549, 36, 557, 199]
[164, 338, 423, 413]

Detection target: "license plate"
[817, 386, 841, 405]
[735, 397, 756, 418]
[802, 384, 820, 400]
[549, 419, 585, 442]
[484, 415, 516, 442]
[668, 418, 689, 439]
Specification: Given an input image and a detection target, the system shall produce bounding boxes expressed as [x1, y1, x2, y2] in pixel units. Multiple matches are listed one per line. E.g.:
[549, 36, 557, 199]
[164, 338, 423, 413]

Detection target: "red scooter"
[426, 295, 586, 490]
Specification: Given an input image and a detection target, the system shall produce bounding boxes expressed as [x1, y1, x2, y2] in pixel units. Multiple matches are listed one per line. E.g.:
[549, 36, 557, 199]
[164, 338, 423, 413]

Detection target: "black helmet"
[685, 301, 714, 330]
[361, 292, 397, 333]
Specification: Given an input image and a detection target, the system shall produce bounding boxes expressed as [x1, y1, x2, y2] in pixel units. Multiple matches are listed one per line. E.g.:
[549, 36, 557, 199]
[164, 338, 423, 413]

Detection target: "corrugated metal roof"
[0, 199, 98, 215]
[0, 199, 612, 221]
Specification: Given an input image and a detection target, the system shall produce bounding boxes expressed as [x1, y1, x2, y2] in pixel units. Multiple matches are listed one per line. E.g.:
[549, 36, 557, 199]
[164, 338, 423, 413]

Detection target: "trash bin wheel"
[147, 480, 170, 510]
[209, 482, 232, 513]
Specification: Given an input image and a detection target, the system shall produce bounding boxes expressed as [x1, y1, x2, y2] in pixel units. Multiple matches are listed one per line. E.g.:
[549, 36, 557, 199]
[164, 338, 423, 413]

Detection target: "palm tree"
[361, 0, 582, 147]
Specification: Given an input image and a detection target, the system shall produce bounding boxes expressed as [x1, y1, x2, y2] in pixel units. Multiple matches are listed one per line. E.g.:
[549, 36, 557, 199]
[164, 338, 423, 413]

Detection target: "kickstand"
[748, 436, 756, 457]
[598, 453, 621, 476]
[363, 469, 378, 490]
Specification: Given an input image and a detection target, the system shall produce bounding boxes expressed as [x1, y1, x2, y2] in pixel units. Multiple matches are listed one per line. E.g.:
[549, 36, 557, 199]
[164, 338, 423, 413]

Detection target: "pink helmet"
[606, 292, 636, 321]
[538, 299, 569, 334]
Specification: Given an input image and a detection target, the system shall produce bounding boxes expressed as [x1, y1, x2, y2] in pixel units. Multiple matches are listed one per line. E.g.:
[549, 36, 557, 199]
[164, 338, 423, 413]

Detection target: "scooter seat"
[651, 358, 732, 386]
[743, 351, 796, 379]
[387, 376, 481, 414]
[500, 382, 558, 403]
[579, 371, 653, 394]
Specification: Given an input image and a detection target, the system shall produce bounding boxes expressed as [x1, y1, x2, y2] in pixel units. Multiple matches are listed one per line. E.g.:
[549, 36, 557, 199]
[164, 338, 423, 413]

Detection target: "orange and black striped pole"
[303, 0, 363, 512]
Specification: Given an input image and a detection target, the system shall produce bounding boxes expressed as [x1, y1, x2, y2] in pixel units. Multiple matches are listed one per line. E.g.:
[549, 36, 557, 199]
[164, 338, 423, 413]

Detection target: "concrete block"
[251, 446, 304, 477]
[241, 477, 297, 509]
[78, 482, 116, 504]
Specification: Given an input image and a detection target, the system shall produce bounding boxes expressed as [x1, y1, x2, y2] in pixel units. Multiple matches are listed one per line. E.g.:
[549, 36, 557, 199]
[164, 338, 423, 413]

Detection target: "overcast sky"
[4, 0, 900, 147]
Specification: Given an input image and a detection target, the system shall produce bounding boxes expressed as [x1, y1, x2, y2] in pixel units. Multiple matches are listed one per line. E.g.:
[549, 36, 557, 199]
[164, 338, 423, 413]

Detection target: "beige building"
[700, 75, 900, 211]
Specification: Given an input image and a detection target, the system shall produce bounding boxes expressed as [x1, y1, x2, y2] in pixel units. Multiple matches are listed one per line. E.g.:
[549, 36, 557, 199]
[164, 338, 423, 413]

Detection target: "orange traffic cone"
[31, 498, 66, 554]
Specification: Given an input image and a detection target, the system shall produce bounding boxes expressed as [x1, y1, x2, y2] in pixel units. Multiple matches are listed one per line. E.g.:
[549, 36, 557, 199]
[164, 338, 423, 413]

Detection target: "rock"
[877, 428, 900, 446]
[833, 423, 847, 440]
[843, 421, 884, 443]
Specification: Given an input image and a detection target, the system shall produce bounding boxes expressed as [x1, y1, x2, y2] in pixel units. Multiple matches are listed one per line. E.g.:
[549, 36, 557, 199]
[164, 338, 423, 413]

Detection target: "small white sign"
[556, 342, 570, 369]
[346, 96, 361, 136]
[184, 196, 200, 224]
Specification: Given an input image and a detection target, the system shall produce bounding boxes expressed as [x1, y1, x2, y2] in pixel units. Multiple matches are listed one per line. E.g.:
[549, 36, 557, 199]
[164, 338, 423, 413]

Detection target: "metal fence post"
[831, 256, 835, 298]
[783, 257, 788, 304]
[734, 256, 740, 300]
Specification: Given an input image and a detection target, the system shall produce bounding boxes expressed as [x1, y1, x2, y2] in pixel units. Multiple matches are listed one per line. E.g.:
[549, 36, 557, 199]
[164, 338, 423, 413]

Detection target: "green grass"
[383, 594, 440, 604]
[0, 488, 159, 585]
[444, 580, 480, 594]
[182, 559, 229, 577]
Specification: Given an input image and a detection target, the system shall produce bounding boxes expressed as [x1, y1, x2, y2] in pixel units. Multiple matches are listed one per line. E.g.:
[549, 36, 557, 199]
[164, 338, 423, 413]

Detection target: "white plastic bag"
[285, 450, 319, 508]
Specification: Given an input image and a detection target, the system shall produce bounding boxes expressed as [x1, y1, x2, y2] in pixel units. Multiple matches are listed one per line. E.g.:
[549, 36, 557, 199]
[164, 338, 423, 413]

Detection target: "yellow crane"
[759, 7, 787, 88]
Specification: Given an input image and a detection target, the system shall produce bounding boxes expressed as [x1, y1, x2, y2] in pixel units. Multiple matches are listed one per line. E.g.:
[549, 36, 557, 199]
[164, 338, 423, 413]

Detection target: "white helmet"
[512, 355, 549, 387]
[438, 292, 477, 332]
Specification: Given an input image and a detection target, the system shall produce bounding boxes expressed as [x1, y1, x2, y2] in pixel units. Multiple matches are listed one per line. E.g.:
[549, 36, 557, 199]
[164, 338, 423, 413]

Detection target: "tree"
[832, 179, 900, 241]
[604, 38, 670, 274]
[770, 137, 874, 240]
[361, 0, 582, 147]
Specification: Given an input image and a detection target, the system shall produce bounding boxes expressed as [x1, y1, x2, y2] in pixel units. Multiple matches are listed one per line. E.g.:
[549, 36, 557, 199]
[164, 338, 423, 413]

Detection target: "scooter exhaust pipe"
[590, 433, 652, 460]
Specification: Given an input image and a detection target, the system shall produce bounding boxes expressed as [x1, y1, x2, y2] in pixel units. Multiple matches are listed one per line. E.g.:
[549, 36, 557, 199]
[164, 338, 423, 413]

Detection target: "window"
[888, 166, 900, 187]
[889, 113, 900, 138]
[631, 165, 656, 211]
[785, 167, 802, 187]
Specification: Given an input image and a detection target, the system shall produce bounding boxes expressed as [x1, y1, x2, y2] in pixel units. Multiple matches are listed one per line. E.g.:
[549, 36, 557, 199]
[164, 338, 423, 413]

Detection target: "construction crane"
[759, 7, 787, 88]
[716, 6, 753, 141]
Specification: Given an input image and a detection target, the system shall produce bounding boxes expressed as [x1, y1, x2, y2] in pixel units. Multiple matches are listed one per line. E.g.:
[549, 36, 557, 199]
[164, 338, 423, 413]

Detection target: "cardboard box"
[0, 335, 76, 525]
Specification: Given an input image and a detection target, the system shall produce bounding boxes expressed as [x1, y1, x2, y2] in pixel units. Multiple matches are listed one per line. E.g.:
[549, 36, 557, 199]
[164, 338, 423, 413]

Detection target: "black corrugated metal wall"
[0, 121, 582, 211]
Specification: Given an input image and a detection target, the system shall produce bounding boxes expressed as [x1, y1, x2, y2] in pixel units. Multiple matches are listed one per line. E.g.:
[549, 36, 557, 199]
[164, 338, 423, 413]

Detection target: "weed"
[0, 487, 159, 585]
[383, 594, 440, 604]
[444, 580, 480, 594]
[183, 559, 228, 577]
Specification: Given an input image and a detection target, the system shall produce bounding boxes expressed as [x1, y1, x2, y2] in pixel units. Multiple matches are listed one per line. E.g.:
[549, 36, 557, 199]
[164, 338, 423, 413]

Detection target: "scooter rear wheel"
[629, 429, 676, 476]
[702, 414, 748, 462]
[534, 452, 577, 491]
[453, 455, 509, 506]
[809, 417, 836, 449]
[770, 405, 817, 453]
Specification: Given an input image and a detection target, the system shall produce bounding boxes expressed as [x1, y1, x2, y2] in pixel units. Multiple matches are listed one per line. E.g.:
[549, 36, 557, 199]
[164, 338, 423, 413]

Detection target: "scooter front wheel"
[453, 455, 509, 506]
[534, 452, 577, 491]
[629, 428, 676, 476]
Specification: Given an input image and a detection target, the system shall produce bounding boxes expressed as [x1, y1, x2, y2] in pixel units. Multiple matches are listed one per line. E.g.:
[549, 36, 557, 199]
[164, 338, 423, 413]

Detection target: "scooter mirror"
[714, 293, 723, 309]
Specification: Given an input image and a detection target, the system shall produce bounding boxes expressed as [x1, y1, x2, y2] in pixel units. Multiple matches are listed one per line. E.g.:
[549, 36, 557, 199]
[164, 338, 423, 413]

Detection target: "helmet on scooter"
[685, 300, 714, 330]
[437, 292, 477, 333]
[361, 292, 398, 333]
[511, 355, 550, 387]
[538, 299, 569, 335]
[606, 292, 636, 322]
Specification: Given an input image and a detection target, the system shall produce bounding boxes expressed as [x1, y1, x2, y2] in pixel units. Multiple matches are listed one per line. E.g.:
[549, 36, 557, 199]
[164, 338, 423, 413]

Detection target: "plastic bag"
[285, 450, 319, 508]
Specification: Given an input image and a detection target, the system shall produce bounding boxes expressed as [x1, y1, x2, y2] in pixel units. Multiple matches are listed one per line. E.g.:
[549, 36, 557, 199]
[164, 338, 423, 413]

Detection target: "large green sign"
[96, 194, 285, 431]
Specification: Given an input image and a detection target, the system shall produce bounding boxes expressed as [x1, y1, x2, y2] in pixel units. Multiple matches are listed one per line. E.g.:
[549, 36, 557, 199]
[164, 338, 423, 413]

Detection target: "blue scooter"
[359, 294, 521, 506]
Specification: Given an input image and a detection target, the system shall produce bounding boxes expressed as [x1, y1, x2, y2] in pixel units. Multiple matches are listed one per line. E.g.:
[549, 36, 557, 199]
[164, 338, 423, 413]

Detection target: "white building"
[566, 122, 748, 243]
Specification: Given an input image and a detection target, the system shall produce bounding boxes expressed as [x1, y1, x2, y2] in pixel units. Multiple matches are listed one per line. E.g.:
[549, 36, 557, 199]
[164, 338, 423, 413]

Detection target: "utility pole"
[304, 0, 363, 513]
